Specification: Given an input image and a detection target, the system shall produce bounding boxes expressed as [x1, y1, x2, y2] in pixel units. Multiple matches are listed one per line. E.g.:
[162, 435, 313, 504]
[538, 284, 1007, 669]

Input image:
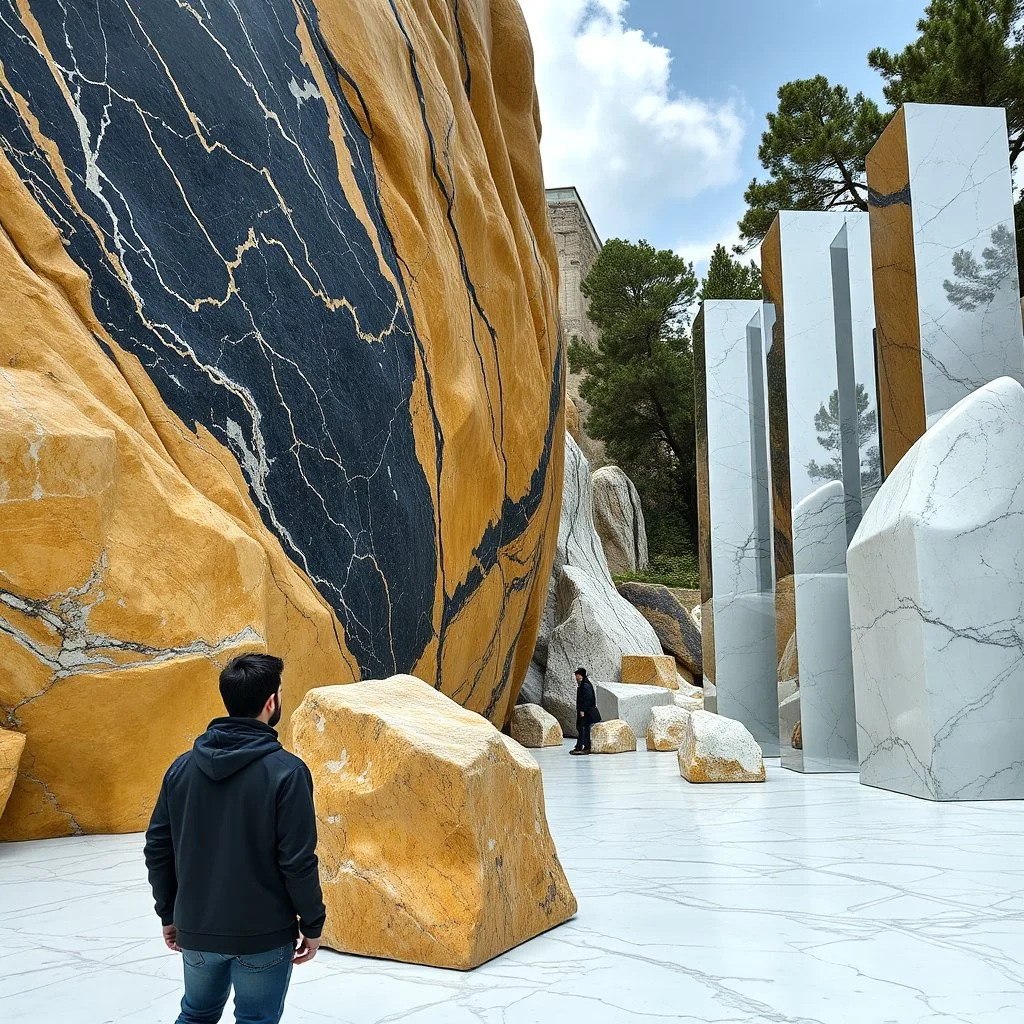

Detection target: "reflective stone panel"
[763, 211, 873, 773]
[867, 103, 1024, 471]
[694, 301, 778, 754]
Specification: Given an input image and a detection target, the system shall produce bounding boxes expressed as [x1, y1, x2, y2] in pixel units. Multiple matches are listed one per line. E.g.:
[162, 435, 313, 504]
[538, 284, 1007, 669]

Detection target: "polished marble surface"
[764, 212, 871, 773]
[849, 377, 1024, 801]
[694, 300, 779, 755]
[5, 746, 1024, 1022]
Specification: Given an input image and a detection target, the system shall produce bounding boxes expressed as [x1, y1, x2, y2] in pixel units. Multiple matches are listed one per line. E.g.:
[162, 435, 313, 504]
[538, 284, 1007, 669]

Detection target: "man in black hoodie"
[144, 653, 325, 1024]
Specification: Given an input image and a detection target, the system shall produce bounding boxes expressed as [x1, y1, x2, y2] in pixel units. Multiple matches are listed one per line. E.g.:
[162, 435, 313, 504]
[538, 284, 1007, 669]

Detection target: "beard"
[268, 695, 282, 729]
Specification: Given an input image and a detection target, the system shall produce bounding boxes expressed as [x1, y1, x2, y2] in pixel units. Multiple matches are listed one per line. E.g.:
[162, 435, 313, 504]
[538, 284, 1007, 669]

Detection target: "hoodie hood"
[192, 717, 282, 781]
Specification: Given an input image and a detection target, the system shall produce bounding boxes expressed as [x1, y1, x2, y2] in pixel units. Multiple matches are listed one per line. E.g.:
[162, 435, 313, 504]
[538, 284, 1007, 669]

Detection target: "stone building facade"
[546, 186, 604, 465]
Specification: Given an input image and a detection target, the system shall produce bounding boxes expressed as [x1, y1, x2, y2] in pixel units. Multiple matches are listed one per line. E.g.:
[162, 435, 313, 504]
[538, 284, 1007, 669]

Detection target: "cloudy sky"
[518, 0, 924, 279]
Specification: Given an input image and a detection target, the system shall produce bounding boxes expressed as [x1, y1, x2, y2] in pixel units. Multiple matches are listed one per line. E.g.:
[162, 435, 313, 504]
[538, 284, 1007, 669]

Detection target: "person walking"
[144, 653, 325, 1024]
[570, 666, 601, 755]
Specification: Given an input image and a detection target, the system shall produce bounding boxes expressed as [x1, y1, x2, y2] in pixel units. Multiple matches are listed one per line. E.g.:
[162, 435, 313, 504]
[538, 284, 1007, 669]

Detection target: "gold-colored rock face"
[0, 0, 562, 840]
[510, 703, 563, 748]
[620, 654, 679, 689]
[291, 678, 576, 970]
[0, 730, 26, 822]
[866, 107, 926, 472]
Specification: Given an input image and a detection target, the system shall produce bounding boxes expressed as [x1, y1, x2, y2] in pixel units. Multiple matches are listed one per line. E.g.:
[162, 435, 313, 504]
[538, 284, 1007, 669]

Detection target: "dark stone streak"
[869, 183, 912, 208]
[0, 0, 436, 679]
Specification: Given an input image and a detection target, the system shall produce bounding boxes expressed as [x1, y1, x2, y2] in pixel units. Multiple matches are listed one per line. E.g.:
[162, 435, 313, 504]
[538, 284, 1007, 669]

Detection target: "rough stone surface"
[0, 0, 562, 840]
[510, 704, 562, 748]
[0, 730, 26, 823]
[517, 662, 545, 707]
[616, 582, 703, 676]
[678, 710, 766, 784]
[292, 677, 576, 970]
[591, 720, 636, 754]
[548, 189, 604, 468]
[594, 681, 673, 741]
[621, 654, 679, 689]
[592, 466, 649, 576]
[674, 683, 705, 712]
[545, 568, 663, 735]
[646, 706, 691, 752]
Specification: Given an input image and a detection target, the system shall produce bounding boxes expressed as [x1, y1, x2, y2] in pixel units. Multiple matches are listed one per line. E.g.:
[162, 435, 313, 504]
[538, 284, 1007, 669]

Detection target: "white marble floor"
[4, 747, 1024, 1023]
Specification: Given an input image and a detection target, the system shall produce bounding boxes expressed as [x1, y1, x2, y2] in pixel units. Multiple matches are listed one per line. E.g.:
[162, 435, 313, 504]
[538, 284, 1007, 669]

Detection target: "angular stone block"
[510, 704, 562, 748]
[673, 682, 704, 712]
[868, 104, 1024, 471]
[594, 681, 673, 740]
[621, 654, 678, 690]
[591, 720, 636, 754]
[592, 466, 649, 575]
[678, 710, 766, 784]
[646, 706, 690, 752]
[694, 301, 779, 755]
[0, 730, 26, 823]
[849, 377, 1024, 800]
[292, 677, 576, 969]
[615, 581, 702, 675]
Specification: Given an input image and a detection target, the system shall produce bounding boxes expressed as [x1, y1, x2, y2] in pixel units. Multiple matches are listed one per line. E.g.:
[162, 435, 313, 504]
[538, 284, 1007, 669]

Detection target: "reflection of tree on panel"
[806, 384, 880, 488]
[943, 224, 1017, 311]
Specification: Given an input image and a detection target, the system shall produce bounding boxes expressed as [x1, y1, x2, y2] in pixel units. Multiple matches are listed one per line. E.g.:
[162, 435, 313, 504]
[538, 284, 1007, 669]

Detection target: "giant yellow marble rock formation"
[291, 678, 576, 970]
[0, 730, 26, 823]
[0, 0, 562, 840]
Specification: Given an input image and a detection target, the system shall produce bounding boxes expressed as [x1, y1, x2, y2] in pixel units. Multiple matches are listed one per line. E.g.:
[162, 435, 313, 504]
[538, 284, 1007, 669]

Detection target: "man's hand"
[293, 934, 320, 965]
[579, 711, 584, 718]
[162, 924, 182, 952]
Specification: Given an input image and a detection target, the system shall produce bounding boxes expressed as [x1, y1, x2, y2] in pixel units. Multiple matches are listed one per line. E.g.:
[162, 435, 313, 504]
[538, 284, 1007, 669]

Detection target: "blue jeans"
[176, 943, 294, 1024]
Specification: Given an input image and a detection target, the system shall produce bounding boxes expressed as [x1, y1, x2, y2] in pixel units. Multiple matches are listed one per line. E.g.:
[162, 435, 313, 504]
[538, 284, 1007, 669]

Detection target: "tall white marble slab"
[763, 211, 877, 773]
[848, 377, 1024, 801]
[694, 300, 779, 754]
[867, 103, 1024, 470]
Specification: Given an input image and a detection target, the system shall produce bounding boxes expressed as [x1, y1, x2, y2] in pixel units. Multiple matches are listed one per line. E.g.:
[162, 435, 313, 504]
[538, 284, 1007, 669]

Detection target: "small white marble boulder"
[678, 709, 766, 783]
[848, 377, 1024, 801]
[591, 719, 636, 753]
[646, 705, 690, 751]
[510, 704, 562, 748]
[594, 681, 674, 740]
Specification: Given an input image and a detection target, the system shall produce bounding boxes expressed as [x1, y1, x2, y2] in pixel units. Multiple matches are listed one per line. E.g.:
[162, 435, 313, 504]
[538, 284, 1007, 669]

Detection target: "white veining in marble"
[771, 212, 872, 773]
[5, 747, 1024, 1023]
[904, 103, 1024, 423]
[698, 300, 779, 754]
[849, 376, 1024, 800]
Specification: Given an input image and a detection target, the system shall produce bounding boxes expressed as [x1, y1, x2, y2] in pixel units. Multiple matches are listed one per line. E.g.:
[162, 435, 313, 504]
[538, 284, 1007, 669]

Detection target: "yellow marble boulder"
[510, 704, 563, 748]
[678, 710, 766, 784]
[591, 719, 636, 754]
[621, 654, 679, 690]
[0, 0, 562, 840]
[292, 677, 576, 970]
[645, 706, 690, 752]
[0, 730, 26, 822]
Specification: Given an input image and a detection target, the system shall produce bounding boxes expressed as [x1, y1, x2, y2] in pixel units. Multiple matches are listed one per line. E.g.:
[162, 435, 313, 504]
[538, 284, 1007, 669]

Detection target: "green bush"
[613, 552, 700, 590]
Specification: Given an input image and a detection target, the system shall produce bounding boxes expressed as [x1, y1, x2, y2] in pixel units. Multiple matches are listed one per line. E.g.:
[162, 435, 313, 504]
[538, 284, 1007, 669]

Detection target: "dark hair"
[219, 653, 284, 717]
[575, 667, 588, 679]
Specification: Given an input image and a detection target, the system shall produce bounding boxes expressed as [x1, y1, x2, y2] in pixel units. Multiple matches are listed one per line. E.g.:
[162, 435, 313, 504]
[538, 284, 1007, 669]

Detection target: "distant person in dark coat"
[571, 667, 601, 755]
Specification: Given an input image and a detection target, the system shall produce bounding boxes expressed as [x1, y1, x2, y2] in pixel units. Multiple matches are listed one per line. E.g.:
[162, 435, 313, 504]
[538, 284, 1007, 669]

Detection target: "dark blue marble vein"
[0, 0, 436, 678]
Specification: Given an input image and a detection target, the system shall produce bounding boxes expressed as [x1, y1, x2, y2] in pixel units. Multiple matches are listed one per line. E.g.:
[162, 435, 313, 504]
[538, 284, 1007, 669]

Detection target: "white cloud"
[520, 0, 745, 241]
